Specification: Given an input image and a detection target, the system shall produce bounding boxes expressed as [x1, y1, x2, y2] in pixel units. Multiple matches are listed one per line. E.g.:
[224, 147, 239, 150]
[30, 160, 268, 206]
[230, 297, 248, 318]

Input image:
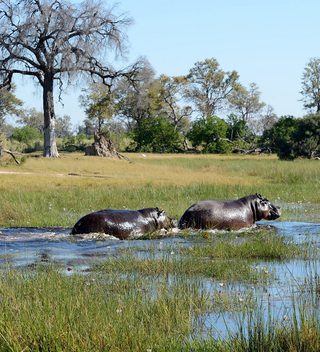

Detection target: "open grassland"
[0, 152, 319, 226]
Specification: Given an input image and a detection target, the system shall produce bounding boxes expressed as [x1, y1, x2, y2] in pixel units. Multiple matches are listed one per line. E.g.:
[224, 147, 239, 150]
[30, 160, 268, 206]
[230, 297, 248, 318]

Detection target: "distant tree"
[300, 57, 320, 113]
[184, 58, 240, 117]
[261, 116, 298, 160]
[153, 75, 192, 132]
[0, 0, 142, 157]
[292, 114, 320, 159]
[226, 113, 254, 142]
[187, 115, 231, 153]
[115, 61, 156, 129]
[11, 126, 42, 144]
[130, 116, 182, 153]
[17, 108, 72, 137]
[228, 83, 265, 123]
[16, 108, 44, 132]
[252, 105, 278, 135]
[80, 83, 115, 134]
[0, 87, 23, 131]
[55, 115, 73, 138]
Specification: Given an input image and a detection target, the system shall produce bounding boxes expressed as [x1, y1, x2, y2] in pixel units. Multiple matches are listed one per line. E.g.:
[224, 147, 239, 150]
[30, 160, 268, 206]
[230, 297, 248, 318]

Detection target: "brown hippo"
[71, 207, 176, 239]
[178, 194, 281, 231]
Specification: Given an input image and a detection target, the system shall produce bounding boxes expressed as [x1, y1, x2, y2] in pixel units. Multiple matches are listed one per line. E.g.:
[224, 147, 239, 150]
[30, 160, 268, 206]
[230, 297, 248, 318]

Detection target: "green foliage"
[292, 114, 320, 158]
[130, 117, 183, 152]
[184, 58, 240, 117]
[187, 115, 231, 153]
[11, 126, 42, 145]
[262, 114, 320, 160]
[261, 116, 299, 160]
[300, 57, 320, 112]
[59, 134, 92, 152]
[227, 113, 255, 142]
[0, 87, 23, 130]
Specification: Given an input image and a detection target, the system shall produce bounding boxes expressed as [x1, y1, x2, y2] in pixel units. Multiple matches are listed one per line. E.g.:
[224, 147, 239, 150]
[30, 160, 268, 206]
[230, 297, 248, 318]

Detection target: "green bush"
[130, 117, 183, 152]
[10, 126, 42, 153]
[187, 115, 232, 153]
[261, 114, 320, 160]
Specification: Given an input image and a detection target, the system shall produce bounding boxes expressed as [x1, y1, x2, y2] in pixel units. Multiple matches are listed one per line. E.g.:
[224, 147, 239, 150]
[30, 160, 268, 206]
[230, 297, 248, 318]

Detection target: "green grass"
[0, 153, 319, 351]
[0, 153, 319, 226]
[0, 264, 320, 351]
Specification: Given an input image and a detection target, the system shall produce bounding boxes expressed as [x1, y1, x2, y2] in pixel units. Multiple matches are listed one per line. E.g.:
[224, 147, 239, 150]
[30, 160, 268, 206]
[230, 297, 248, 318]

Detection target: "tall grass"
[0, 153, 319, 226]
[1, 262, 320, 351]
[0, 267, 210, 351]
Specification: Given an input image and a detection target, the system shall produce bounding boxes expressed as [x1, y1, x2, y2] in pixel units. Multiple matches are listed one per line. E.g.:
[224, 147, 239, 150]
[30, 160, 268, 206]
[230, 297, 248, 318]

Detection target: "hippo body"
[178, 194, 281, 231]
[71, 207, 175, 239]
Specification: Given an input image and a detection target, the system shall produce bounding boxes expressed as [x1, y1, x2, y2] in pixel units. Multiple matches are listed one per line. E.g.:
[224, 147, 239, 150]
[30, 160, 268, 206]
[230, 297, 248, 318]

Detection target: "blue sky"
[14, 0, 320, 127]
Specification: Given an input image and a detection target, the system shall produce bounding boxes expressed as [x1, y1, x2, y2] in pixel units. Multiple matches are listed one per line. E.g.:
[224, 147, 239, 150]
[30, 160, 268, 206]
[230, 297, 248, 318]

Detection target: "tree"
[80, 82, 115, 134]
[292, 114, 320, 159]
[184, 58, 240, 117]
[261, 116, 298, 160]
[300, 57, 320, 113]
[16, 108, 44, 132]
[187, 115, 231, 153]
[153, 75, 192, 132]
[252, 105, 278, 136]
[131, 116, 182, 153]
[11, 126, 42, 144]
[115, 61, 156, 129]
[0, 86, 23, 131]
[228, 82, 265, 123]
[0, 0, 141, 157]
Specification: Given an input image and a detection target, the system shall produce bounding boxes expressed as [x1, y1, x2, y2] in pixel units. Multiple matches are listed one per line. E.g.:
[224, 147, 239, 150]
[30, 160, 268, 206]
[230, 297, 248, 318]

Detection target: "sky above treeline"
[14, 0, 320, 127]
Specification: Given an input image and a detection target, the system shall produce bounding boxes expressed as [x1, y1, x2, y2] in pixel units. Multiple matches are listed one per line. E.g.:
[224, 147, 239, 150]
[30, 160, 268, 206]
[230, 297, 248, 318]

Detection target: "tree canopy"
[0, 0, 142, 157]
[300, 57, 320, 113]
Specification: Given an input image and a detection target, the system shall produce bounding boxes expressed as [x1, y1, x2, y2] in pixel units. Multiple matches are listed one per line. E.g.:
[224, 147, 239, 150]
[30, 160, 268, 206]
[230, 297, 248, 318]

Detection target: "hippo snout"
[268, 205, 281, 220]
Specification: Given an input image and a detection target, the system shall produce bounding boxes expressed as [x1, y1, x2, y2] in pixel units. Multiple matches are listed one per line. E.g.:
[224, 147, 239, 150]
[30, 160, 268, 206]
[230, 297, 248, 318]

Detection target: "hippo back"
[178, 194, 281, 231]
[71, 207, 175, 239]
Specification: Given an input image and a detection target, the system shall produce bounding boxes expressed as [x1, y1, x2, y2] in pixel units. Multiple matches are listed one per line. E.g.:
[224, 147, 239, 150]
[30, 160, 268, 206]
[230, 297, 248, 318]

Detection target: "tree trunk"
[43, 74, 59, 157]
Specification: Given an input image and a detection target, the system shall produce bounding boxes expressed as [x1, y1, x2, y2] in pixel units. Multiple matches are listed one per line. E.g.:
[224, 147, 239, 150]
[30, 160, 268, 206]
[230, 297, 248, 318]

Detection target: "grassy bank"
[0, 153, 319, 226]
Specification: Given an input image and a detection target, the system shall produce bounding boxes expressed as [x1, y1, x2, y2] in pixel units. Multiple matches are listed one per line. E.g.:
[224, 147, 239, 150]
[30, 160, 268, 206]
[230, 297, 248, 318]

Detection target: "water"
[1, 220, 319, 269]
[0, 220, 319, 338]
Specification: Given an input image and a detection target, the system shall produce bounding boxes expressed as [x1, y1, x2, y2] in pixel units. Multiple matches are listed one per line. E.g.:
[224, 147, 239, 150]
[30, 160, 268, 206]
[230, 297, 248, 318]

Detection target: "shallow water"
[0, 220, 319, 269]
[0, 220, 319, 338]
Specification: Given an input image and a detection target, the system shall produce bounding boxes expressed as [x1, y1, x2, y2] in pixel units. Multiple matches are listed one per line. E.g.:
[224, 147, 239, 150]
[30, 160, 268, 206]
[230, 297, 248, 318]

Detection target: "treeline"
[1, 57, 320, 160]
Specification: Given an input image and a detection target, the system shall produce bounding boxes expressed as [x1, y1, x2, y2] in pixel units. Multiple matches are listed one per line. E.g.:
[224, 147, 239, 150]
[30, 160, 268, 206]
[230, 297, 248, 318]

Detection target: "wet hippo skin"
[71, 207, 176, 239]
[178, 194, 281, 231]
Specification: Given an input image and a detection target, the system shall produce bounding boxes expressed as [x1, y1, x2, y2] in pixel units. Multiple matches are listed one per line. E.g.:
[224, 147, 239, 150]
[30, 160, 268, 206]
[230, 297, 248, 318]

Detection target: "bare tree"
[0, 0, 141, 157]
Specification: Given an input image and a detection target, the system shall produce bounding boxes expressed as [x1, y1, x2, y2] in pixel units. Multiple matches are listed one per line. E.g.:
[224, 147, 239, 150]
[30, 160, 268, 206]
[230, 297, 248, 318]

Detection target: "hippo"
[178, 194, 281, 231]
[71, 207, 176, 239]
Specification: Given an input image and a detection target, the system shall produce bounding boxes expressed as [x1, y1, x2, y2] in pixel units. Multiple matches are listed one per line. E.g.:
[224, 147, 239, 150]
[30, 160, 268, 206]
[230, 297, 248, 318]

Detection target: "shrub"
[187, 115, 231, 153]
[130, 117, 183, 153]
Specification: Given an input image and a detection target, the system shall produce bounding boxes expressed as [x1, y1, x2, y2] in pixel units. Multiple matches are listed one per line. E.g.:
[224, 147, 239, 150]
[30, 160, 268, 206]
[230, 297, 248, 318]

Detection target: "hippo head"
[154, 208, 177, 229]
[255, 194, 281, 220]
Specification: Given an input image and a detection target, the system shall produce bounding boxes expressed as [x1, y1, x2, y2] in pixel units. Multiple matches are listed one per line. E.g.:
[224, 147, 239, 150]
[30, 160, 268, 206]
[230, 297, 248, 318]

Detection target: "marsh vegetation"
[0, 154, 319, 351]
